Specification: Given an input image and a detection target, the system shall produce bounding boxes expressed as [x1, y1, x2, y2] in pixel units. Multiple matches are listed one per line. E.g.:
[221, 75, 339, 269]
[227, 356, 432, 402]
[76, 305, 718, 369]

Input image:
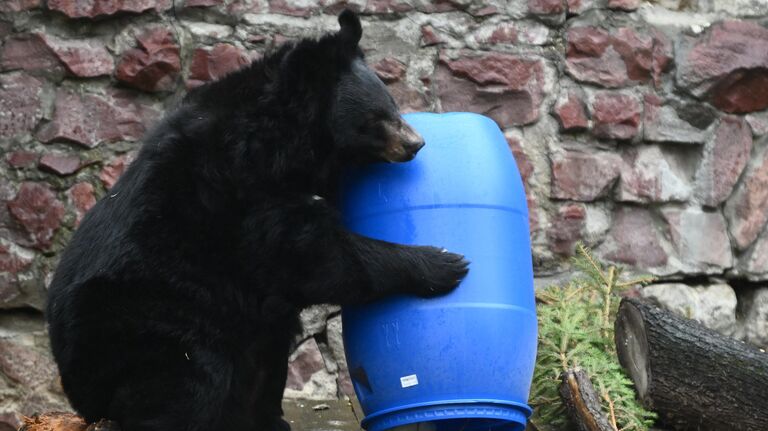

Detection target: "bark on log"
[19, 413, 117, 431]
[615, 297, 768, 431]
[558, 368, 615, 431]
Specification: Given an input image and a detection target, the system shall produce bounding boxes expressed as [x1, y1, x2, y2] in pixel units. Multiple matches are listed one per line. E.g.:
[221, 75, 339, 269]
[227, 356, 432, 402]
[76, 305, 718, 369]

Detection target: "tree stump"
[615, 297, 768, 430]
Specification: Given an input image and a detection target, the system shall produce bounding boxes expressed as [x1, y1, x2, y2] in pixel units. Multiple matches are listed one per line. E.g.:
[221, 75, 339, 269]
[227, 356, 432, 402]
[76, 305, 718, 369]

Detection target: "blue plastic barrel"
[339, 112, 537, 431]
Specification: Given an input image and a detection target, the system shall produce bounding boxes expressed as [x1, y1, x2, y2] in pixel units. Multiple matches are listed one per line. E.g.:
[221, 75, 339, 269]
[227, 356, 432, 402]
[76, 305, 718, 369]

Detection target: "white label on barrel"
[400, 374, 419, 388]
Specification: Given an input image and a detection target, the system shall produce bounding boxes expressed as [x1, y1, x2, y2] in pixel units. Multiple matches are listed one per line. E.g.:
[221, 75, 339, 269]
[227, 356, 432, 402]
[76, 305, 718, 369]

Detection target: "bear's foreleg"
[239, 198, 468, 306]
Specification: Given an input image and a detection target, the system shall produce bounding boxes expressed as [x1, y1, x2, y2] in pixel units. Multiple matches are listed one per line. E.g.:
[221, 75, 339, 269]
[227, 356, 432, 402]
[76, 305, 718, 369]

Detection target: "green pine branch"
[530, 243, 657, 431]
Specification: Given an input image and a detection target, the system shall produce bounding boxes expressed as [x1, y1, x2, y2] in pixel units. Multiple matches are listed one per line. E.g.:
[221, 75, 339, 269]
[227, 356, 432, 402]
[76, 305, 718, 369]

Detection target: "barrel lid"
[341, 112, 528, 222]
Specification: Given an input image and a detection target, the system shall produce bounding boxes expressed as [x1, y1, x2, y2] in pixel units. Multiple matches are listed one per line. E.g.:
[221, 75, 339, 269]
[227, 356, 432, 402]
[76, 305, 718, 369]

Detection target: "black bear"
[46, 10, 468, 431]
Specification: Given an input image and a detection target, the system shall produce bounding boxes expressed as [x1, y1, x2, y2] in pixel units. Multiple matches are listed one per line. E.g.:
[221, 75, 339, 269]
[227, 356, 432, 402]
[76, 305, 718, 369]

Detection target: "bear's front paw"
[411, 246, 469, 297]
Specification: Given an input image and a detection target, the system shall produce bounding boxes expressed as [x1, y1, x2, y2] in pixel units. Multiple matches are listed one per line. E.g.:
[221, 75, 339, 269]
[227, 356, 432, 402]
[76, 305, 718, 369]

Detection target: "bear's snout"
[382, 120, 425, 162]
[401, 122, 425, 154]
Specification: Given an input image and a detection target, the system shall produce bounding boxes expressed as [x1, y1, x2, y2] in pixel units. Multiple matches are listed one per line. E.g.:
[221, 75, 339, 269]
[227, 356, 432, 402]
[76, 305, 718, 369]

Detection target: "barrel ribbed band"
[362, 401, 532, 431]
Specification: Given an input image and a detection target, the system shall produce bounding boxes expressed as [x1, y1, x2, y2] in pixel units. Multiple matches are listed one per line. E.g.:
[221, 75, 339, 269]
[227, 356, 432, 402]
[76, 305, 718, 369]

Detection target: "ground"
[283, 399, 363, 431]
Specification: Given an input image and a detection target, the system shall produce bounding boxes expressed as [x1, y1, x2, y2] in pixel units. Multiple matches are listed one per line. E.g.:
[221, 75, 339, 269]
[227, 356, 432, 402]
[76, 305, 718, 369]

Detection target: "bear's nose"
[400, 122, 425, 153]
[407, 137, 425, 152]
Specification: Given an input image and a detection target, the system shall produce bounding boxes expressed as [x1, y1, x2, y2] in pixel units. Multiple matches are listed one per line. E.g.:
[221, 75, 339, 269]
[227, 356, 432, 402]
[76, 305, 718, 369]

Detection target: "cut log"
[558, 368, 615, 431]
[615, 297, 768, 431]
[19, 413, 87, 431]
[19, 413, 118, 431]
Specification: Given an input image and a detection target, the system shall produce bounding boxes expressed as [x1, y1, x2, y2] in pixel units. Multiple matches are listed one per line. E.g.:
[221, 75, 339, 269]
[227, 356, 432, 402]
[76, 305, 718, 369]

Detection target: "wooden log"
[19, 413, 118, 431]
[558, 368, 615, 431]
[615, 297, 768, 431]
[19, 413, 87, 431]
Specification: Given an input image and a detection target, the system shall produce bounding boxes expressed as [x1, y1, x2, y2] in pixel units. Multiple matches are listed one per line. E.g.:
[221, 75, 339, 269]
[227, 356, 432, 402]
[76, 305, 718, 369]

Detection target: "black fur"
[46, 11, 468, 431]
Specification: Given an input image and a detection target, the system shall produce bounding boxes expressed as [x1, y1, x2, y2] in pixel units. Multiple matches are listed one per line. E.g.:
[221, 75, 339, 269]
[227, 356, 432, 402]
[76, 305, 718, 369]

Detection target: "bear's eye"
[354, 118, 381, 137]
[356, 111, 387, 134]
[356, 122, 376, 136]
[369, 110, 392, 123]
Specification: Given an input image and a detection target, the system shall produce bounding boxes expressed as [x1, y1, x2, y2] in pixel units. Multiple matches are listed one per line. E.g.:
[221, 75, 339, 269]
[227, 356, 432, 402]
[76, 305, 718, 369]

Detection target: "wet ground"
[282, 399, 364, 431]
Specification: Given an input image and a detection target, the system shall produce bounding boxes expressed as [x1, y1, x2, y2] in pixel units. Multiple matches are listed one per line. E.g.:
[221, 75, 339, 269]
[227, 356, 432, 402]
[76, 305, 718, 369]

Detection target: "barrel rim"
[361, 399, 532, 431]
[402, 111, 498, 124]
[361, 399, 533, 424]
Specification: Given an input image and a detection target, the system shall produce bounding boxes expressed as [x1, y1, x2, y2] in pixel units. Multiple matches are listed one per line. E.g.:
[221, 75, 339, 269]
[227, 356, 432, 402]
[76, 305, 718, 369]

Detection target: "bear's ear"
[337, 9, 362, 55]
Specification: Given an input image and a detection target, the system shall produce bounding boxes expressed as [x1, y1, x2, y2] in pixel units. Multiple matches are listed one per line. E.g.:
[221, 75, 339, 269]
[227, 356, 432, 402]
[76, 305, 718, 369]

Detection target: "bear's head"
[187, 10, 427, 190]
[327, 11, 425, 164]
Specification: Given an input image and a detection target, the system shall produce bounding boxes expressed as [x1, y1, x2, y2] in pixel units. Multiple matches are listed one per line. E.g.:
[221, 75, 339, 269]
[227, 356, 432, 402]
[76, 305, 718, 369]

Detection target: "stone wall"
[1, 0, 768, 428]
